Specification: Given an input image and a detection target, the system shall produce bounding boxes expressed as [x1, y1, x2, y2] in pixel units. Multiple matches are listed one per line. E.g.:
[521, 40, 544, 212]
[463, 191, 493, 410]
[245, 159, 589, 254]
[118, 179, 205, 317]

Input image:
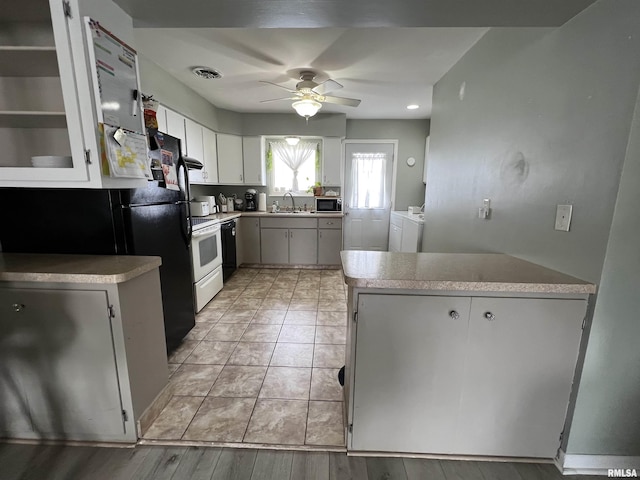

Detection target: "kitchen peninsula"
[340, 252, 596, 459]
[0, 253, 168, 443]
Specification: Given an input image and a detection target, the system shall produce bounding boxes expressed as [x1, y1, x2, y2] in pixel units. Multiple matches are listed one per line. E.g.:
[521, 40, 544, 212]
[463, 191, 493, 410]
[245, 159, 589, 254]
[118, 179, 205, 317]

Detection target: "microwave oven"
[315, 196, 342, 212]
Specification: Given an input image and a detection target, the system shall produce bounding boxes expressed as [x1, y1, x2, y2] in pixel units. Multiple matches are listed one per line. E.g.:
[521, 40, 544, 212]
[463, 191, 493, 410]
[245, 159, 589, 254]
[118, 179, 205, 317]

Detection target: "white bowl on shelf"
[31, 156, 73, 168]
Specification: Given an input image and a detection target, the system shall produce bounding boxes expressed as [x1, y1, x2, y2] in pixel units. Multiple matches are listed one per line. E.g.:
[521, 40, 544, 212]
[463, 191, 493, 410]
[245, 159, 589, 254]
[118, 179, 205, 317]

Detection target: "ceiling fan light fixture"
[292, 98, 322, 118]
[285, 136, 300, 146]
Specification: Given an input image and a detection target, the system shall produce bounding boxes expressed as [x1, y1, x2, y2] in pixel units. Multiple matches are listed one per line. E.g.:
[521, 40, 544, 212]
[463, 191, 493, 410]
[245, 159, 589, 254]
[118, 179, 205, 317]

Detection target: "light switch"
[555, 204, 573, 231]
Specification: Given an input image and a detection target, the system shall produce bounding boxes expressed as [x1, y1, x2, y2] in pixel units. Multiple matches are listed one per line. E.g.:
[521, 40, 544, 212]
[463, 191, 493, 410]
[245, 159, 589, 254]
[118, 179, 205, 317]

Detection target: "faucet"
[283, 192, 296, 212]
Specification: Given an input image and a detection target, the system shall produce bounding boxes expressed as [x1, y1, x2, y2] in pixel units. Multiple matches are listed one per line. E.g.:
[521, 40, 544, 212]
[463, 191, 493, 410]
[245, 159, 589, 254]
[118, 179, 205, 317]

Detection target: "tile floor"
[144, 267, 348, 448]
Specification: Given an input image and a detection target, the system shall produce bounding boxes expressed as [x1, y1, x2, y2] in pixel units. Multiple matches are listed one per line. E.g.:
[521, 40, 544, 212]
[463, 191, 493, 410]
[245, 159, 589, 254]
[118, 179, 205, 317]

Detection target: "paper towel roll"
[258, 192, 267, 212]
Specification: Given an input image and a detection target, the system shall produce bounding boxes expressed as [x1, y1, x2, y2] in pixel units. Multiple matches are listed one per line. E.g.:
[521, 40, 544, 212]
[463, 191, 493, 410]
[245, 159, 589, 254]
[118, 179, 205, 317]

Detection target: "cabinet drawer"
[260, 217, 317, 229]
[318, 217, 342, 229]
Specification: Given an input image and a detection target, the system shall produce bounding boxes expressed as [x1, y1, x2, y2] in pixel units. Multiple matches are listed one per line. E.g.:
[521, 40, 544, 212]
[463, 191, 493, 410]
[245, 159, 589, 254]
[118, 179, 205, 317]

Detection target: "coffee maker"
[245, 189, 257, 211]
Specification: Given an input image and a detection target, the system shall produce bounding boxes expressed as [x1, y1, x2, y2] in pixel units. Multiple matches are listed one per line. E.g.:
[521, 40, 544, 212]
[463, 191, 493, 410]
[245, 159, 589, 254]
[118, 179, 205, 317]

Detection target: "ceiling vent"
[191, 67, 223, 80]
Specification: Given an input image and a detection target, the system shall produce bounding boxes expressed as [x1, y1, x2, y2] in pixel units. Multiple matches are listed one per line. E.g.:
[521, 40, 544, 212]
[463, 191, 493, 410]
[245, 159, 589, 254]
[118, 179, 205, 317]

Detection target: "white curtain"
[270, 141, 317, 192]
[349, 152, 387, 208]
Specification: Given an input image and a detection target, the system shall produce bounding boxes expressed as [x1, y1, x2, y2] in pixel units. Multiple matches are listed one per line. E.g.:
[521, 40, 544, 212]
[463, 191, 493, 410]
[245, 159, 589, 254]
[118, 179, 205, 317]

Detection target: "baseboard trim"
[556, 449, 640, 476]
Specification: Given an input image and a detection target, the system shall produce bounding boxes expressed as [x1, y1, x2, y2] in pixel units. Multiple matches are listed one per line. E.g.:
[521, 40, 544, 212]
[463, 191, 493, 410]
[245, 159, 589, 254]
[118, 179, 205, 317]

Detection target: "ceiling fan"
[260, 71, 361, 119]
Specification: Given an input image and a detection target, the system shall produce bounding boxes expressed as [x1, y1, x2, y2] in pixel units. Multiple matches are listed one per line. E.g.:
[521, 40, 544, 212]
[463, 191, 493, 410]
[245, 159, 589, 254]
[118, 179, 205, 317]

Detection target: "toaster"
[190, 201, 210, 217]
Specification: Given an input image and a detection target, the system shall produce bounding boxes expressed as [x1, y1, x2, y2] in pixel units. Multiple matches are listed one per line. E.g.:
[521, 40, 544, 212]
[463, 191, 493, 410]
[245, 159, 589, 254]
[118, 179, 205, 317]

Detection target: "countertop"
[340, 251, 596, 294]
[391, 211, 425, 224]
[0, 253, 162, 284]
[196, 211, 344, 222]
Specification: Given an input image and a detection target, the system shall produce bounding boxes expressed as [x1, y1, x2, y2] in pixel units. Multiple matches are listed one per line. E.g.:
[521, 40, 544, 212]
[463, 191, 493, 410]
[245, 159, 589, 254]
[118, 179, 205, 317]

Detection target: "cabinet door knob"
[484, 311, 496, 321]
[12, 303, 25, 312]
[449, 310, 459, 320]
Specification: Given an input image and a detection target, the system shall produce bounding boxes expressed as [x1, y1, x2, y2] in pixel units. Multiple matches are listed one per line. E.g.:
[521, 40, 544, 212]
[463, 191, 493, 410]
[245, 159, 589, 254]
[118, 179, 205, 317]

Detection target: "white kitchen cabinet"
[260, 228, 289, 264]
[0, 1, 146, 189]
[165, 108, 187, 155]
[389, 212, 423, 253]
[289, 228, 318, 265]
[352, 294, 471, 453]
[242, 136, 266, 186]
[202, 128, 219, 184]
[350, 293, 588, 457]
[400, 218, 422, 252]
[456, 297, 586, 458]
[217, 133, 244, 184]
[238, 217, 261, 265]
[389, 223, 402, 252]
[185, 118, 204, 162]
[0, 268, 168, 443]
[156, 105, 168, 133]
[322, 137, 343, 186]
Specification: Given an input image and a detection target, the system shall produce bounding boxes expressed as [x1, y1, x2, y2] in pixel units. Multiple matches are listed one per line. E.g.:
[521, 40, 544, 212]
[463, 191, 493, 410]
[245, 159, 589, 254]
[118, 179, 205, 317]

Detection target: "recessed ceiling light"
[407, 104, 420, 110]
[191, 67, 223, 80]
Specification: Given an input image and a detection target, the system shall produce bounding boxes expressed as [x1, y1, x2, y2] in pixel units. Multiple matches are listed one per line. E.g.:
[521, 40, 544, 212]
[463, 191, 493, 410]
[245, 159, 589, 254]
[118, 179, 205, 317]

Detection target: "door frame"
[342, 139, 399, 211]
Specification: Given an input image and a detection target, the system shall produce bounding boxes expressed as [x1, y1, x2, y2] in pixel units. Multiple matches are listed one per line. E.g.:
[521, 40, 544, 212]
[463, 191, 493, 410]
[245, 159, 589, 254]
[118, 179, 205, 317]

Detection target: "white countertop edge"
[345, 278, 596, 294]
[0, 255, 162, 284]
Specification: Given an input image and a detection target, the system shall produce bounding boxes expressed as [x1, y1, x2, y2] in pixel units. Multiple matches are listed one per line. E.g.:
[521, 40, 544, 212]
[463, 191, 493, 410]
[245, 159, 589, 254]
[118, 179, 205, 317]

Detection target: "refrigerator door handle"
[176, 157, 192, 245]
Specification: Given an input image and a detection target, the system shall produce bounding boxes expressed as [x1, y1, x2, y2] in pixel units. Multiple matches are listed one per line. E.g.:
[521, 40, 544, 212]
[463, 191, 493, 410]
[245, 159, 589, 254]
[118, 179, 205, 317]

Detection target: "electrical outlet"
[555, 205, 573, 231]
[478, 198, 491, 219]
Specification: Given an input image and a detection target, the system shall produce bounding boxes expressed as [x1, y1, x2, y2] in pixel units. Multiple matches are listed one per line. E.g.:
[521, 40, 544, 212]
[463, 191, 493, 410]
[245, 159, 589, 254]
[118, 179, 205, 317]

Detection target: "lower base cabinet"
[318, 228, 342, 265]
[351, 293, 587, 458]
[0, 270, 168, 443]
[289, 228, 317, 265]
[238, 217, 261, 264]
[260, 228, 290, 264]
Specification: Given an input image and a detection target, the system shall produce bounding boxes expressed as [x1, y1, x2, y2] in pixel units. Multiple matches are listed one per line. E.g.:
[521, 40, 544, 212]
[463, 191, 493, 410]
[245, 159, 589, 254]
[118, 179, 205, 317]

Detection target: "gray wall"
[565, 83, 640, 456]
[138, 56, 242, 134]
[422, 0, 640, 283]
[347, 119, 430, 211]
[424, 0, 640, 457]
[242, 113, 347, 137]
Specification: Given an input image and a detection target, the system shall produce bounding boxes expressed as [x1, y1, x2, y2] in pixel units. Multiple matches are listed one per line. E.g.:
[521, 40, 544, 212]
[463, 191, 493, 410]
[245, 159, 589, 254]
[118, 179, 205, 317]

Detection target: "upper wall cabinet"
[165, 109, 187, 156]
[322, 137, 343, 186]
[188, 125, 218, 185]
[217, 133, 244, 184]
[242, 136, 266, 186]
[0, 0, 147, 189]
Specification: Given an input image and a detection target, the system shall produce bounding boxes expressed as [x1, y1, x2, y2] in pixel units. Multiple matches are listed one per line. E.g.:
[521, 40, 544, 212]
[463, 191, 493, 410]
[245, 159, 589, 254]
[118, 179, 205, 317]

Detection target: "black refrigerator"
[0, 134, 195, 352]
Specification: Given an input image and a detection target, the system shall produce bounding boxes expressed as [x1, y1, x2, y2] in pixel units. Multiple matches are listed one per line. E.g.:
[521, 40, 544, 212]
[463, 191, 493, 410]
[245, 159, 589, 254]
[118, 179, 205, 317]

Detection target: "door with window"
[343, 142, 395, 250]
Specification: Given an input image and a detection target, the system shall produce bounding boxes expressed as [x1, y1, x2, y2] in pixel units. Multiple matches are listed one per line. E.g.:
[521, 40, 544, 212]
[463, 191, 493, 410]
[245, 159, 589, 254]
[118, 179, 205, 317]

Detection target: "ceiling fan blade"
[312, 79, 343, 95]
[260, 96, 297, 103]
[322, 95, 361, 107]
[260, 80, 297, 94]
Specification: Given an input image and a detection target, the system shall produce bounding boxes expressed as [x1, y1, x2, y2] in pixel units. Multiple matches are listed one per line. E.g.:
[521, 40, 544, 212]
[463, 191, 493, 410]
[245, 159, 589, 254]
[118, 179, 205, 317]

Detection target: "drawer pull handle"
[449, 310, 459, 320]
[13, 303, 25, 312]
[484, 311, 496, 321]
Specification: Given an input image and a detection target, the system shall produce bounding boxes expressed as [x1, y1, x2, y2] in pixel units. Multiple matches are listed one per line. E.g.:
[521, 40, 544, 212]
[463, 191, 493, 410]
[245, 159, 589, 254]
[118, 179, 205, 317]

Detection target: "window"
[266, 138, 321, 195]
[349, 152, 388, 208]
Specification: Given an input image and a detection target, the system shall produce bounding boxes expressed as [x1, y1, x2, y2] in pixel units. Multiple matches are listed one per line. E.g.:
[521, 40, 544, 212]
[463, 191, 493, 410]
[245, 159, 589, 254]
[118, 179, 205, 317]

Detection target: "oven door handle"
[192, 228, 219, 239]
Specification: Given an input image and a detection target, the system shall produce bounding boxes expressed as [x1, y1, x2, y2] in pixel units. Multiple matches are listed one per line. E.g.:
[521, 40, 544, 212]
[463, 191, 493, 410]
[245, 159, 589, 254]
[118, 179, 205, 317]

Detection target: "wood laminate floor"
[0, 443, 605, 479]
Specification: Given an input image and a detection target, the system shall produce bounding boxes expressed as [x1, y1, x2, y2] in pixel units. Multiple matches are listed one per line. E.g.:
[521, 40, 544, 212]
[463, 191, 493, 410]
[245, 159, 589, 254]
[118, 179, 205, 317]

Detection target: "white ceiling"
[134, 27, 489, 119]
[124, 0, 596, 119]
